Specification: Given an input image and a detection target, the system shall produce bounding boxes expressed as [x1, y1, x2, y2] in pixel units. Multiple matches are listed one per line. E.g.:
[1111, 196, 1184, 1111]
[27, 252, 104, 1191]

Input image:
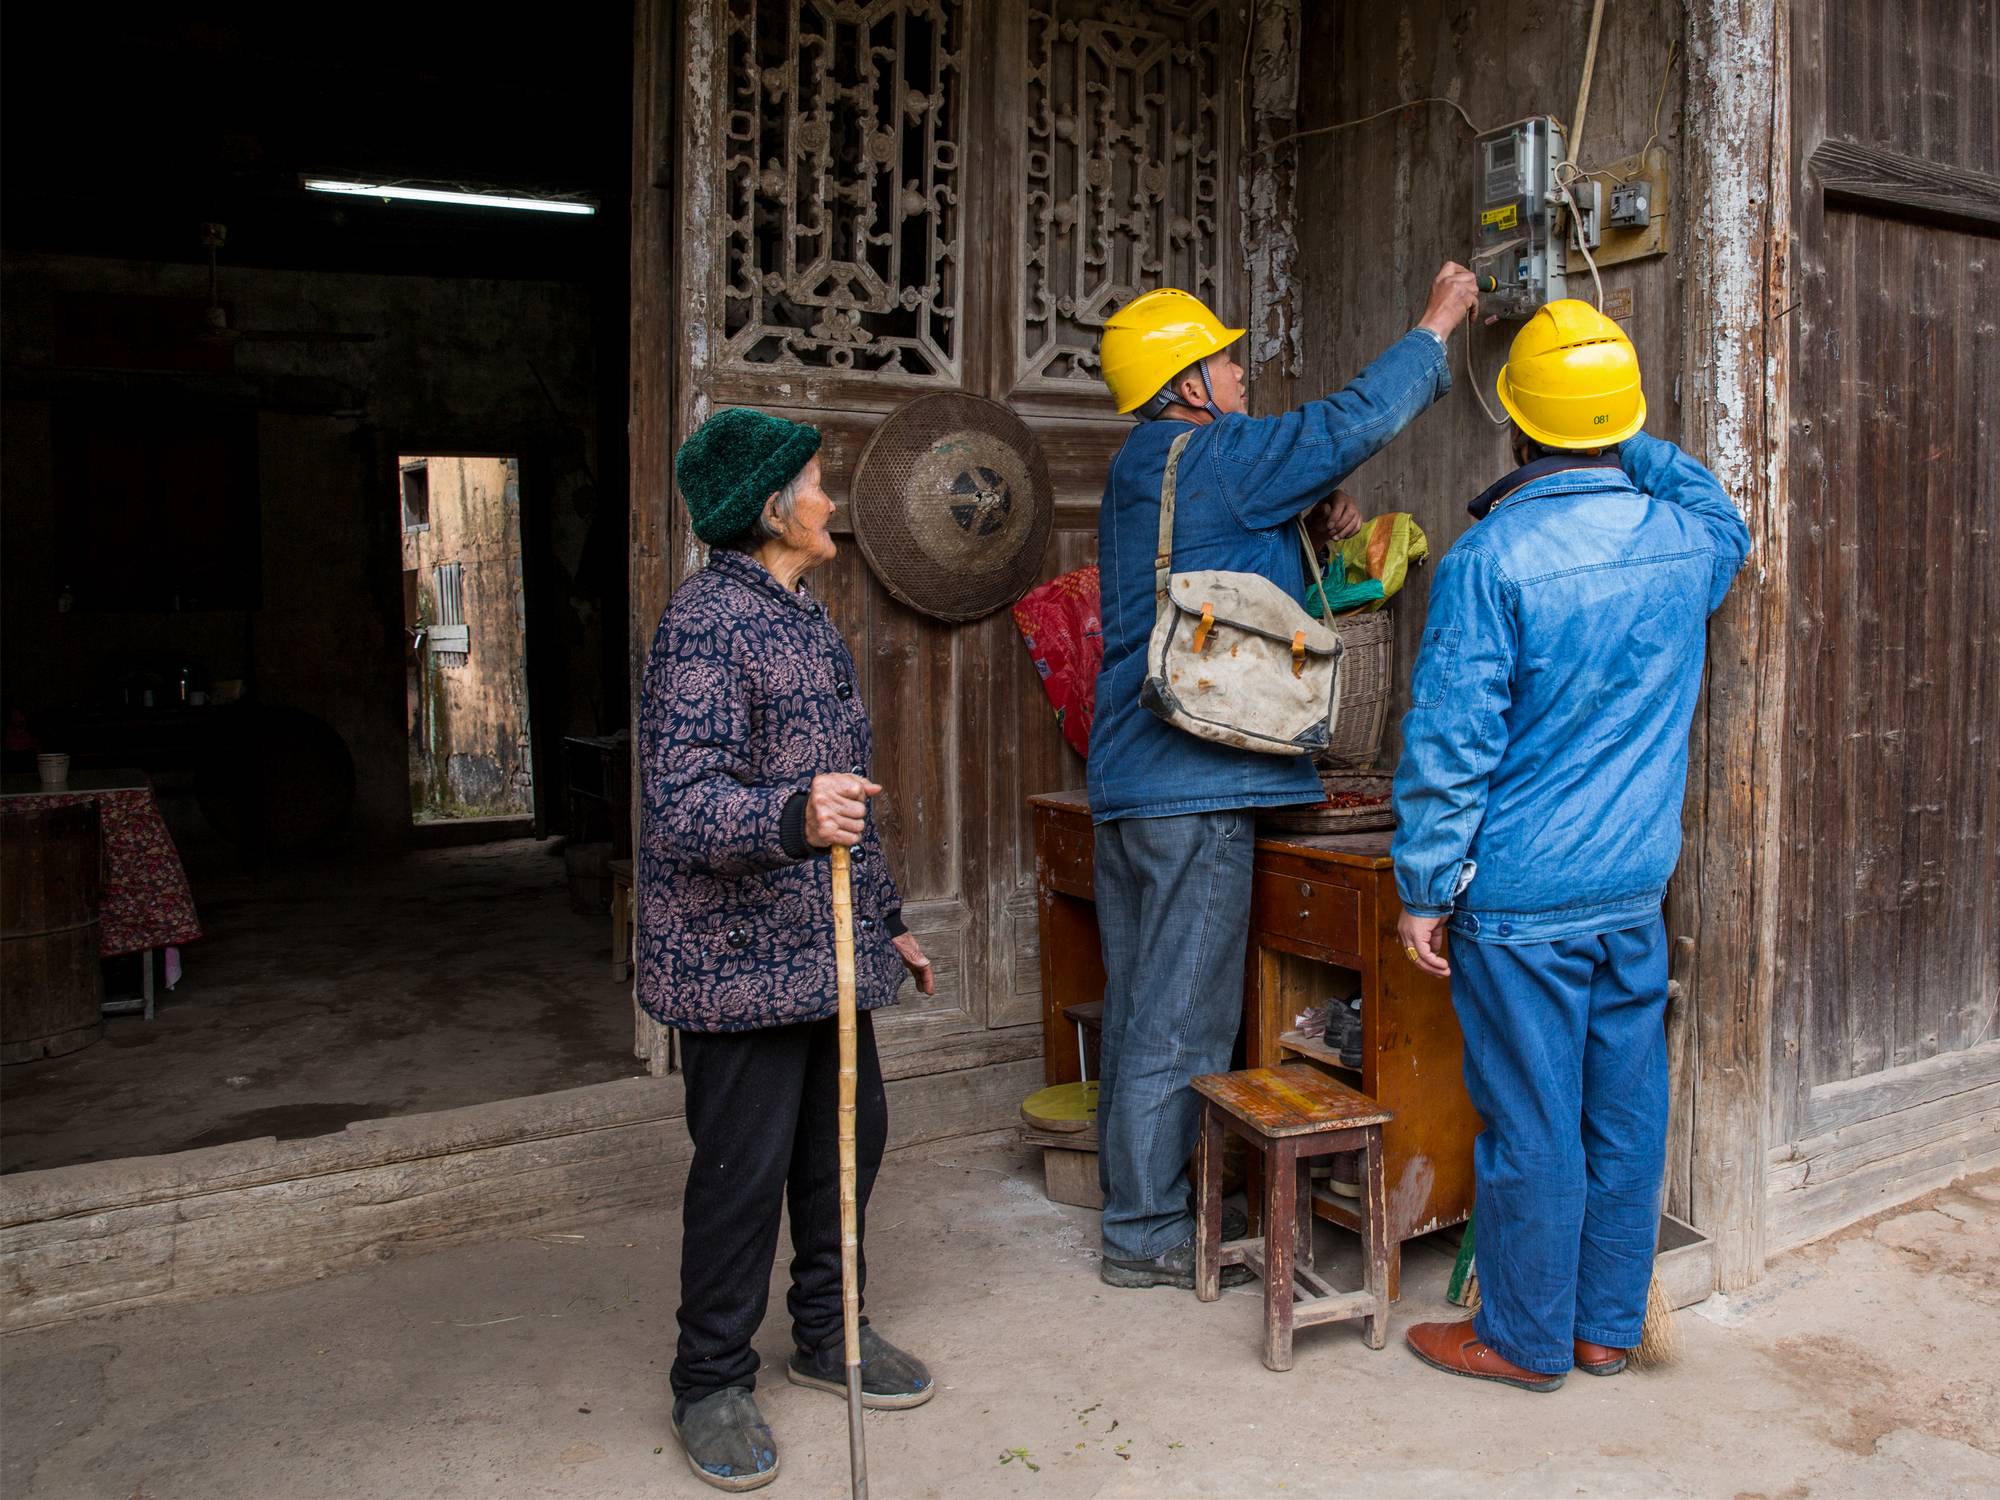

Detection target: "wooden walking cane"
[829, 846, 868, 1499]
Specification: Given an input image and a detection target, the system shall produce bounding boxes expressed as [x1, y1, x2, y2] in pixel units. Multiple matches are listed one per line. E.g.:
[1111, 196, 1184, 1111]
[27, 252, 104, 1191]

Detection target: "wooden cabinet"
[1030, 790, 1481, 1299]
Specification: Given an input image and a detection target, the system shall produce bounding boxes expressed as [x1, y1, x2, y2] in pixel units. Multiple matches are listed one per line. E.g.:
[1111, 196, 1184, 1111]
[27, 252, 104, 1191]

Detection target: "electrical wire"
[1464, 238, 1520, 428]
[1555, 175, 1606, 309]
[1249, 95, 1491, 159]
[1463, 318, 1514, 427]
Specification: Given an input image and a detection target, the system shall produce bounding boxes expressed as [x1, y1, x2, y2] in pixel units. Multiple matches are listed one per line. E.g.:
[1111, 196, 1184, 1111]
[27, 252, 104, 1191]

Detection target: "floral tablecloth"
[1, 783, 201, 956]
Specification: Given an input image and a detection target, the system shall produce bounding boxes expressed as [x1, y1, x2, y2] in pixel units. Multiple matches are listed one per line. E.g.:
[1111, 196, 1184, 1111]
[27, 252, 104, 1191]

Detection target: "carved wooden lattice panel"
[1019, 0, 1227, 392]
[718, 0, 965, 381]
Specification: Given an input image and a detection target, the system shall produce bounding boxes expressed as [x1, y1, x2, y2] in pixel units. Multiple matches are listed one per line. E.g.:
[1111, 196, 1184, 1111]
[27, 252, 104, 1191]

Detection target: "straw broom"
[829, 847, 869, 1499]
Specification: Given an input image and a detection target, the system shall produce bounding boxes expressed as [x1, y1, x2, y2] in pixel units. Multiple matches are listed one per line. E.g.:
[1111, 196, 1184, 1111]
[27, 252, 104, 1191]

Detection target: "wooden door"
[1768, 0, 2000, 1245]
[666, 0, 1250, 1054]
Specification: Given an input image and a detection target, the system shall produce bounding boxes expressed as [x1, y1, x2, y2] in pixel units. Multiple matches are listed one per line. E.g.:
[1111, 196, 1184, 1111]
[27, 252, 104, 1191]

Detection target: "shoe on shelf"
[672, 1387, 780, 1492]
[1327, 1152, 1361, 1200]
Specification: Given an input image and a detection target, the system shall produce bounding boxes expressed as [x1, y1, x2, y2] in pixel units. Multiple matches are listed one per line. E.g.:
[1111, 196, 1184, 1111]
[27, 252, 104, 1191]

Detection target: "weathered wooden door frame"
[1664, 0, 1791, 1291]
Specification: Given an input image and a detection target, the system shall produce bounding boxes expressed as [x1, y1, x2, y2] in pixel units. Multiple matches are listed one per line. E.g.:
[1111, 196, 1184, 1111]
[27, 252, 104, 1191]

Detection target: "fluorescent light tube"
[302, 179, 596, 216]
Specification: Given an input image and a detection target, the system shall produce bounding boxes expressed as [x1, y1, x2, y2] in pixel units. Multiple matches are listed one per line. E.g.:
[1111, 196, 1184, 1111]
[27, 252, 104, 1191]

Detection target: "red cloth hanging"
[1011, 565, 1103, 760]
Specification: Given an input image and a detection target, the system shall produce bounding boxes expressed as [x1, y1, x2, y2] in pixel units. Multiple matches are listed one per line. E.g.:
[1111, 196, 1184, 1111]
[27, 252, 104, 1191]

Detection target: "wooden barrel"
[1, 802, 105, 1063]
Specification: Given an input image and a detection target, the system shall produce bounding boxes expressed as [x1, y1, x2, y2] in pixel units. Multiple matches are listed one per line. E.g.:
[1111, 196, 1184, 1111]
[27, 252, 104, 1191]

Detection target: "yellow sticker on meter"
[1481, 204, 1520, 230]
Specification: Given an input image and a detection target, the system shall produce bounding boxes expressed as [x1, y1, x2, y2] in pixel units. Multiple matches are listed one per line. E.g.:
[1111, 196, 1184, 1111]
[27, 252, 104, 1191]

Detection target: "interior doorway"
[398, 455, 534, 825]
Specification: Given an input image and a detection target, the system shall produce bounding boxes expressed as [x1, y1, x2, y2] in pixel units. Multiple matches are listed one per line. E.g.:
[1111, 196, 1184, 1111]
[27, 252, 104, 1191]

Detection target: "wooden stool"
[609, 858, 634, 981]
[1192, 1064, 1393, 1371]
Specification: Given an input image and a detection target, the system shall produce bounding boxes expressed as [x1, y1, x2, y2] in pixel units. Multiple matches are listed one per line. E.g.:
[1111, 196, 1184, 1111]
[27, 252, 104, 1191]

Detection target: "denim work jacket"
[1089, 329, 1453, 823]
[1391, 431, 1753, 942]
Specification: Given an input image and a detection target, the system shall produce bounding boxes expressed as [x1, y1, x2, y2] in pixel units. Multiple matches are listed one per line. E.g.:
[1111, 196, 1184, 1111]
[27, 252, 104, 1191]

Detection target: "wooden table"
[2, 770, 201, 1019]
[1031, 789, 1481, 1299]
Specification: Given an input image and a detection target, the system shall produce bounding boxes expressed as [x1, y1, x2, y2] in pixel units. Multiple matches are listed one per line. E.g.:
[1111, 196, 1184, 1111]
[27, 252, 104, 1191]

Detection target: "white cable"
[1464, 238, 1523, 425]
[1461, 315, 1514, 427]
[1554, 175, 1605, 309]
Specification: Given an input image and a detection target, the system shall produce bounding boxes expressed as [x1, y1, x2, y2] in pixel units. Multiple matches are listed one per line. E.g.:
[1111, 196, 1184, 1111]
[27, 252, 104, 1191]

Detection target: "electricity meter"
[1475, 116, 1570, 320]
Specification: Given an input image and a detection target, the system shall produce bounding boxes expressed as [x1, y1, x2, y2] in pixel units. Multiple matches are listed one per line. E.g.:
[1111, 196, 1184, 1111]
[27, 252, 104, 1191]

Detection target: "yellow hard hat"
[1099, 289, 1245, 414]
[1495, 299, 1646, 448]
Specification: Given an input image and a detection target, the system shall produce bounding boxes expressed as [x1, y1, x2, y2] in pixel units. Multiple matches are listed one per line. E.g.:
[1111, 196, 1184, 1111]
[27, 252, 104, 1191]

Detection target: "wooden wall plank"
[1766, 1077, 2000, 1250]
[1802, 1039, 2000, 1137]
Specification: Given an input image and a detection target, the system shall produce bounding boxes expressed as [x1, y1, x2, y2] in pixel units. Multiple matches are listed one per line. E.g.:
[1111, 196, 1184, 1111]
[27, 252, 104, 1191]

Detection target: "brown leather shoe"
[1404, 1320, 1565, 1392]
[1574, 1337, 1630, 1376]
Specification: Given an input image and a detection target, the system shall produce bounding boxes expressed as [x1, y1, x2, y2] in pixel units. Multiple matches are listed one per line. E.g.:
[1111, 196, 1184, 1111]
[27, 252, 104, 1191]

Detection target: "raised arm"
[1215, 263, 1479, 530]
[1619, 431, 1753, 612]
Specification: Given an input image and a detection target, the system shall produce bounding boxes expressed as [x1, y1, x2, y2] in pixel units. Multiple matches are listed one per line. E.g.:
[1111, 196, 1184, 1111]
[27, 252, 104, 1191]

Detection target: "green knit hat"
[673, 407, 822, 548]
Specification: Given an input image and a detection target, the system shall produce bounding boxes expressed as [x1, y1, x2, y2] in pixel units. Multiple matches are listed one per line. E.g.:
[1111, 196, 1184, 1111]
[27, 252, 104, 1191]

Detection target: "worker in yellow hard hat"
[1393, 299, 1752, 1391]
[1088, 261, 1478, 1292]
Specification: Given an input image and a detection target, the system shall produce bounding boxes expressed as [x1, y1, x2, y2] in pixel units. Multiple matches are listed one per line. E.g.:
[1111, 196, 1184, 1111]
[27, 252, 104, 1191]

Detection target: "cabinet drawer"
[1253, 869, 1361, 958]
[1038, 818, 1095, 899]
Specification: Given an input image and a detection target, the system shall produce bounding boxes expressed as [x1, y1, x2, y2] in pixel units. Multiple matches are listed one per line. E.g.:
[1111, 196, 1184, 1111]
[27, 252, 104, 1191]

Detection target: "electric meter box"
[1476, 116, 1570, 320]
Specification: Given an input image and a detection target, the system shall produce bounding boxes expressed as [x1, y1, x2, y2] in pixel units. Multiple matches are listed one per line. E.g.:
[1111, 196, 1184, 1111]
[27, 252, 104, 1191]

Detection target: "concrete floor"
[1, 840, 638, 1174]
[4, 1148, 1994, 1500]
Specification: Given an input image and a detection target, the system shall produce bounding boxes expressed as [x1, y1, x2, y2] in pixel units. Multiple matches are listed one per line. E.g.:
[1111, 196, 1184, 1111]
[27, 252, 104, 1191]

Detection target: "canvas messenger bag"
[1140, 430, 1345, 756]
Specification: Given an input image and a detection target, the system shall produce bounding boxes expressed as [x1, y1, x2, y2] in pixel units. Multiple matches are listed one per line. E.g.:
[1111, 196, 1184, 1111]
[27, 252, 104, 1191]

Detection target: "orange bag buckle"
[1291, 630, 1307, 677]
[1192, 602, 1216, 654]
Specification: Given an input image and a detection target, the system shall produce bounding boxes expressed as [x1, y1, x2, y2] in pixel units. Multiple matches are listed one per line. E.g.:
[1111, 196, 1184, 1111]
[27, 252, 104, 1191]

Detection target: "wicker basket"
[1324, 609, 1395, 768]
[1259, 769, 1396, 835]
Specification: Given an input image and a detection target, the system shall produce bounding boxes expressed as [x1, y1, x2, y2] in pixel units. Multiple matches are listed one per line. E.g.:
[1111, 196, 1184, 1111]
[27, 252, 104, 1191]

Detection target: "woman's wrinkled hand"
[892, 932, 937, 996]
[1305, 489, 1363, 550]
[805, 773, 881, 848]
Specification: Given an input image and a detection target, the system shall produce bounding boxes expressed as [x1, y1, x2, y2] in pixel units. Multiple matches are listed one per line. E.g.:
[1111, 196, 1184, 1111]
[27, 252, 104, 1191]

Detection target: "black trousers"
[671, 1010, 888, 1410]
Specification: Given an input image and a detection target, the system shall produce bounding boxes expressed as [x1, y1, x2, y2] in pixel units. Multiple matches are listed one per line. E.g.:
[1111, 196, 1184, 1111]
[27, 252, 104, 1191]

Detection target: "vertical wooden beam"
[1670, 0, 1792, 1289]
[1241, 0, 1304, 417]
[627, 0, 678, 1075]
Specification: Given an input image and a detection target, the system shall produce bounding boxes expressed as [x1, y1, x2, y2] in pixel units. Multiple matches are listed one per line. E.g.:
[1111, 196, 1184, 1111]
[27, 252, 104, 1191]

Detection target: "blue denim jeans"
[1092, 810, 1255, 1261]
[1451, 918, 1669, 1374]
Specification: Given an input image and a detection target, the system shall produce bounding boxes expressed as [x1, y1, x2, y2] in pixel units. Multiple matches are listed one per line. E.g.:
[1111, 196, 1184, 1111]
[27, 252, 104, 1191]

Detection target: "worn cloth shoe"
[672, 1387, 780, 1492]
[787, 1325, 935, 1410]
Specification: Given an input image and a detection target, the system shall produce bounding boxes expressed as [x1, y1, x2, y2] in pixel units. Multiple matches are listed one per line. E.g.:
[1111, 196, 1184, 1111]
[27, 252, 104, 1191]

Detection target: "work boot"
[1404, 1320, 1565, 1392]
[1326, 998, 1364, 1068]
[787, 1325, 935, 1410]
[1574, 1337, 1630, 1376]
[672, 1387, 780, 1492]
[1100, 1237, 1256, 1290]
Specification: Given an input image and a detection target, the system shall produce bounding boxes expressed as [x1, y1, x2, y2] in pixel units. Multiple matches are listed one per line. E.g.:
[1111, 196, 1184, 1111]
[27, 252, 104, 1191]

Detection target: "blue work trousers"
[1092, 810, 1255, 1261]
[1451, 918, 1669, 1374]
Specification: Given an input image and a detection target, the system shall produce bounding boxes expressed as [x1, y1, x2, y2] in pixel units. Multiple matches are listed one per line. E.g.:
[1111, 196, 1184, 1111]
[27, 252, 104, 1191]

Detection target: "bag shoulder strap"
[1298, 520, 1334, 617]
[1153, 430, 1194, 619]
[1153, 427, 1340, 624]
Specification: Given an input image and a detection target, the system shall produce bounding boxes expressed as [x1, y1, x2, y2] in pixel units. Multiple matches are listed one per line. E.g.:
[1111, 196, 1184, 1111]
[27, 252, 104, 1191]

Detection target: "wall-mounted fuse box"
[1475, 115, 1570, 320]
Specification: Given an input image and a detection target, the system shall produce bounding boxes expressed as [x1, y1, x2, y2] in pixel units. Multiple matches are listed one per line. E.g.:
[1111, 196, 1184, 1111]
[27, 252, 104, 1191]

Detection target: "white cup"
[37, 753, 70, 790]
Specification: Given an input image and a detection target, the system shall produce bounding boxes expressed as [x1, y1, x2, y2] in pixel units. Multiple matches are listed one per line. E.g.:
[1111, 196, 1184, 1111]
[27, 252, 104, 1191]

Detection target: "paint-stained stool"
[1193, 1064, 1393, 1371]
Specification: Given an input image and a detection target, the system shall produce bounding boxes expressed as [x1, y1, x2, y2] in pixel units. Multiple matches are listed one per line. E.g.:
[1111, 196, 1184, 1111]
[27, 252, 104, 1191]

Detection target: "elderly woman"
[640, 407, 936, 1492]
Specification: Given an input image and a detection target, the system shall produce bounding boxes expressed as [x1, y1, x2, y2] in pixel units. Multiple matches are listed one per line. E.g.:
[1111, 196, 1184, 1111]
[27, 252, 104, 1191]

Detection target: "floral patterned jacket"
[637, 548, 906, 1032]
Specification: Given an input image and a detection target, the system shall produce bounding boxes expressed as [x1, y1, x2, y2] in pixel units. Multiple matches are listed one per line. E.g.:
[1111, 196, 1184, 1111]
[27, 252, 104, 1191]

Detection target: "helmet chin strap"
[1194, 360, 1225, 420]
[1136, 355, 1229, 423]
